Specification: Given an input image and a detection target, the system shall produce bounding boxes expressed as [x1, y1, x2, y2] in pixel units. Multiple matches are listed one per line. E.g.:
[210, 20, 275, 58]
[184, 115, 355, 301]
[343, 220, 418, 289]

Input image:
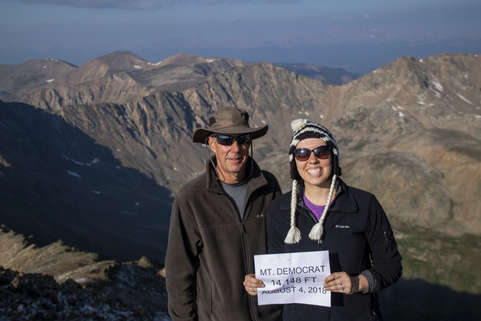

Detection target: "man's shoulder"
[260, 169, 277, 181]
[259, 169, 281, 191]
[176, 172, 208, 199]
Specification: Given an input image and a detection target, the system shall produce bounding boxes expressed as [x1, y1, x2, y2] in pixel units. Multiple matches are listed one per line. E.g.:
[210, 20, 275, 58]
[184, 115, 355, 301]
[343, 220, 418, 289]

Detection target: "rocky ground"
[0, 227, 170, 320]
[0, 262, 170, 321]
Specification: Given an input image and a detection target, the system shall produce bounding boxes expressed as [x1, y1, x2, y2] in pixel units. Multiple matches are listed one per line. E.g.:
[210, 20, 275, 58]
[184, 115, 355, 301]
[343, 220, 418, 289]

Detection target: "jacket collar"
[290, 178, 359, 214]
[205, 156, 267, 196]
[328, 179, 359, 214]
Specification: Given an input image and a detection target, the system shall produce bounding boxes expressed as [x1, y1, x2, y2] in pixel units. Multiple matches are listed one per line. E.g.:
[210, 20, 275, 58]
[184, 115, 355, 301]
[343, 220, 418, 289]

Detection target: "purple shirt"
[303, 194, 326, 221]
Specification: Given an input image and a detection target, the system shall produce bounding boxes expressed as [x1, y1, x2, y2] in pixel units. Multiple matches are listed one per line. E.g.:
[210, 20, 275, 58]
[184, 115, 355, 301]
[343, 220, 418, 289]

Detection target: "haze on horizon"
[1, 0, 480, 74]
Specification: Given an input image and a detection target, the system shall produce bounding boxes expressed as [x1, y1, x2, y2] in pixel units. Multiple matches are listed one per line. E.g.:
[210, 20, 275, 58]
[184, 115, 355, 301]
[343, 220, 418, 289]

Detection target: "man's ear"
[208, 136, 216, 154]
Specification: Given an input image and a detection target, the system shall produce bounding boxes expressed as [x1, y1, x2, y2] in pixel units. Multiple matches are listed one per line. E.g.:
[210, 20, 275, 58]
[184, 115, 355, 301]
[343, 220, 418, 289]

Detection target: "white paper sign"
[254, 250, 331, 307]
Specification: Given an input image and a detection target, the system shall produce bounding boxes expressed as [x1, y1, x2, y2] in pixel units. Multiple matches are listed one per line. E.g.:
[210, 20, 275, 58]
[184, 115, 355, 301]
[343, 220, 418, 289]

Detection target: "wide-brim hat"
[193, 107, 268, 143]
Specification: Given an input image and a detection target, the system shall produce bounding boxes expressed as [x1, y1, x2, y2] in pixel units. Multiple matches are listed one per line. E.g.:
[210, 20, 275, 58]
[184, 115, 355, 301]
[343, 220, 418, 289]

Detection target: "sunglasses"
[214, 134, 252, 146]
[294, 145, 331, 161]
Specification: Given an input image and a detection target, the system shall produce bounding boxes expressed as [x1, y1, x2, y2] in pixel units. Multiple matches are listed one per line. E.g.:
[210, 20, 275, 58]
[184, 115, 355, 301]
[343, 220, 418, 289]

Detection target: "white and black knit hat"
[284, 119, 342, 244]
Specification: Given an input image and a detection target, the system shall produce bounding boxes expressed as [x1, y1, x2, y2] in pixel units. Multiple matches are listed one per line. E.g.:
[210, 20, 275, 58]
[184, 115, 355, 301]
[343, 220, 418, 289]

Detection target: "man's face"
[208, 134, 250, 183]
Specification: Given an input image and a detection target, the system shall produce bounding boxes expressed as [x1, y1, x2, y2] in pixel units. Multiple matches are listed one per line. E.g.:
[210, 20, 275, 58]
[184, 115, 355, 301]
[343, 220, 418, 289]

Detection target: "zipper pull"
[240, 223, 247, 234]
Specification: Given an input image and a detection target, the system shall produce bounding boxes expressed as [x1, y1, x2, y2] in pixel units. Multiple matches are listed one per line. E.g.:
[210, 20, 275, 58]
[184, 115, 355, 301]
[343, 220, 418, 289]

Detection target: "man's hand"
[243, 274, 265, 296]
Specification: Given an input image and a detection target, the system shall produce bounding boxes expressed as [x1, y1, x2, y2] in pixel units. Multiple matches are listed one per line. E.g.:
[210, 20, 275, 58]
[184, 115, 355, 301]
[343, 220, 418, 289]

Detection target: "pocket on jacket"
[329, 228, 365, 246]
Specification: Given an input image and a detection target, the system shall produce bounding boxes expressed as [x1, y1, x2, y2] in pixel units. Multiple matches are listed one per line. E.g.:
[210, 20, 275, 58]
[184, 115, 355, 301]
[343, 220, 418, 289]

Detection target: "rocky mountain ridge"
[0, 51, 360, 111]
[0, 225, 114, 284]
[1, 52, 481, 304]
[89, 54, 480, 236]
[274, 62, 359, 85]
[0, 51, 247, 110]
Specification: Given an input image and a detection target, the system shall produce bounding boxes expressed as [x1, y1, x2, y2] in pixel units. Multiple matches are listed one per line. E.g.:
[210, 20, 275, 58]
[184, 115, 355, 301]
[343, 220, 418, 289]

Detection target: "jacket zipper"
[227, 191, 262, 321]
[222, 192, 256, 319]
[238, 199, 259, 321]
[298, 201, 328, 247]
[221, 181, 264, 321]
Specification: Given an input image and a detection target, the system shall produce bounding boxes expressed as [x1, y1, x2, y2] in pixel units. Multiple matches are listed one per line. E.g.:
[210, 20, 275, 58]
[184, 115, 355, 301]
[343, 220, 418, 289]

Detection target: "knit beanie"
[284, 119, 342, 244]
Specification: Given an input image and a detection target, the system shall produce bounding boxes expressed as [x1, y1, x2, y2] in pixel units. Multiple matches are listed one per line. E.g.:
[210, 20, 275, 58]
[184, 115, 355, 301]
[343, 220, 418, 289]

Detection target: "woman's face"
[295, 138, 332, 189]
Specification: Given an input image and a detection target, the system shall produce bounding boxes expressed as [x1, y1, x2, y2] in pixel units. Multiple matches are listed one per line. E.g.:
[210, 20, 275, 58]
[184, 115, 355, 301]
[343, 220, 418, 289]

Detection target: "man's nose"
[230, 140, 241, 151]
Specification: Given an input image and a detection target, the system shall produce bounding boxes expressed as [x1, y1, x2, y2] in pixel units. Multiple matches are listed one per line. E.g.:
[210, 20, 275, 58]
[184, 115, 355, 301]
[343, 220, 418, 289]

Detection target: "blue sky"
[1, 0, 480, 73]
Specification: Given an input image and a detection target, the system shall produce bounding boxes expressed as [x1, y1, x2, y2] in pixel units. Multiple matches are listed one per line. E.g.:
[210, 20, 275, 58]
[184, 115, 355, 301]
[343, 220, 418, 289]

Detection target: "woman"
[244, 119, 402, 321]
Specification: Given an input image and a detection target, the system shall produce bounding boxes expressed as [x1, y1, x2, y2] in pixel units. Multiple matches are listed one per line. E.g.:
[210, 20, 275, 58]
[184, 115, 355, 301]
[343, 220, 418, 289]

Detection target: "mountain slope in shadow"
[0, 101, 172, 261]
[379, 278, 481, 321]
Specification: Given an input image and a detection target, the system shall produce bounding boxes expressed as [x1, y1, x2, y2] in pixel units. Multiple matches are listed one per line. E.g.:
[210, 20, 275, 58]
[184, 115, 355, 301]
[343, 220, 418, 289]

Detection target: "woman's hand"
[243, 274, 265, 296]
[324, 272, 358, 294]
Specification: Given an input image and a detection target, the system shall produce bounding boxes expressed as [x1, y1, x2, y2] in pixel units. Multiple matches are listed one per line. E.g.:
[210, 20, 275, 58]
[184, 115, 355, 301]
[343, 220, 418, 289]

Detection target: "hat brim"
[193, 125, 268, 144]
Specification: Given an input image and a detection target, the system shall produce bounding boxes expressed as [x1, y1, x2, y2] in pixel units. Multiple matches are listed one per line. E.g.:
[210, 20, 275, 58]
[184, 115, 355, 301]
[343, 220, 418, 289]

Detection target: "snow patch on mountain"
[457, 93, 473, 105]
[67, 170, 81, 178]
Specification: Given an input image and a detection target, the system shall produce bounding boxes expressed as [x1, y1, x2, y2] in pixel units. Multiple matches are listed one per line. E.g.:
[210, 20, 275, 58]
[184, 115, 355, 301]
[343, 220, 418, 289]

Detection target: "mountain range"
[1, 51, 480, 319]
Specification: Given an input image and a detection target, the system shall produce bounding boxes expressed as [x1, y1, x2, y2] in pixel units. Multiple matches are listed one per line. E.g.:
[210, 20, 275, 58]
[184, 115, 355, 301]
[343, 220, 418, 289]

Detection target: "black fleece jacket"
[266, 179, 402, 321]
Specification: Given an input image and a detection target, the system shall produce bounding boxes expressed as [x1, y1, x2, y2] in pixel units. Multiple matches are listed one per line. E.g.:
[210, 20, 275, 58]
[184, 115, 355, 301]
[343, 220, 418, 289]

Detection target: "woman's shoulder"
[336, 177, 370, 196]
[340, 180, 381, 208]
[270, 191, 293, 210]
[345, 184, 375, 198]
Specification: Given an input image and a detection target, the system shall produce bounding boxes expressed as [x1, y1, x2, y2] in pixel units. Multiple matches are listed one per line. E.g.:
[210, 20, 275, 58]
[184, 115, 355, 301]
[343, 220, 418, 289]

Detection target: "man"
[165, 107, 282, 321]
